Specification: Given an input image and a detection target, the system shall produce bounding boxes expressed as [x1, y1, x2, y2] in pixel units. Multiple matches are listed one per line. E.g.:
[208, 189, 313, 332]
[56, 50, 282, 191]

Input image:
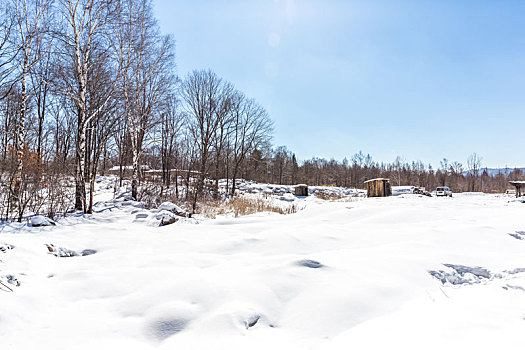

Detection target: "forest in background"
[0, 0, 523, 221]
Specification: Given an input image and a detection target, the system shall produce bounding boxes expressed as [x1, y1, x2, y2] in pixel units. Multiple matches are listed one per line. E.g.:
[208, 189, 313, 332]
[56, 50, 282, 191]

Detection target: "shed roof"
[364, 178, 390, 183]
[509, 181, 525, 184]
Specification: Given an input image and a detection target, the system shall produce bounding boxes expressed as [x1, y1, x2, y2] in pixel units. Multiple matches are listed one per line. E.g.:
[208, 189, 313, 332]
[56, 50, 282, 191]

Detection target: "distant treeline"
[236, 149, 521, 193]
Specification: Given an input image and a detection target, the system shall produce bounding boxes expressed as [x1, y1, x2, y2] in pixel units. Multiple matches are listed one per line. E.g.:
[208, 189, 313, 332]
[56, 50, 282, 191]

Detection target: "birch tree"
[11, 0, 52, 220]
[57, 0, 117, 211]
[0, 1, 17, 99]
[115, 0, 174, 200]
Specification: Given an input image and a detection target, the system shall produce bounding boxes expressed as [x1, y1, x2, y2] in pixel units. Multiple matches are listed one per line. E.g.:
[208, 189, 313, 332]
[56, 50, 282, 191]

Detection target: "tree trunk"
[14, 58, 29, 221]
[214, 160, 220, 199]
[75, 122, 87, 211]
[166, 152, 171, 187]
[231, 173, 236, 197]
[131, 146, 139, 200]
[88, 176, 95, 214]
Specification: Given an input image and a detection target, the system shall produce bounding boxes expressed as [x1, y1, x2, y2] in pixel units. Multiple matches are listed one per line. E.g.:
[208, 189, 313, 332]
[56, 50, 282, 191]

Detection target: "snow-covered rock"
[392, 186, 415, 196]
[45, 244, 97, 257]
[30, 215, 56, 227]
[153, 210, 179, 226]
[158, 202, 186, 215]
[45, 244, 78, 257]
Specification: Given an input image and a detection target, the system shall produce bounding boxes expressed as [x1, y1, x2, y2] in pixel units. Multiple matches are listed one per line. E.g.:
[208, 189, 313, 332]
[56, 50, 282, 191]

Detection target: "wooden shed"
[508, 181, 525, 197]
[364, 178, 392, 197]
[294, 184, 308, 196]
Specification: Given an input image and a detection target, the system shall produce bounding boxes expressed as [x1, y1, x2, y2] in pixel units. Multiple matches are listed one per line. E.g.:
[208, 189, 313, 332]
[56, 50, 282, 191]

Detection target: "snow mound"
[30, 215, 56, 227]
[158, 202, 186, 215]
[228, 179, 366, 199]
[391, 186, 414, 196]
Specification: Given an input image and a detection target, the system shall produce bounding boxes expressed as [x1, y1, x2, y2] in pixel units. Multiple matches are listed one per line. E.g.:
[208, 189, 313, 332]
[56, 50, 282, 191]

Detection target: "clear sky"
[153, 0, 525, 168]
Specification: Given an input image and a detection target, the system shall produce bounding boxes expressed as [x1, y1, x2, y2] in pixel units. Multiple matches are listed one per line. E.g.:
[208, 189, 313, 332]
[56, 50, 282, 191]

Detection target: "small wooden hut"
[294, 184, 308, 196]
[364, 178, 392, 197]
[508, 181, 525, 197]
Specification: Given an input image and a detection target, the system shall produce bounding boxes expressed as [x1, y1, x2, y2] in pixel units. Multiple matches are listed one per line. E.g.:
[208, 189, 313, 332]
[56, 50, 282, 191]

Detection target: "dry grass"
[197, 196, 298, 219]
[315, 191, 344, 201]
[314, 191, 356, 202]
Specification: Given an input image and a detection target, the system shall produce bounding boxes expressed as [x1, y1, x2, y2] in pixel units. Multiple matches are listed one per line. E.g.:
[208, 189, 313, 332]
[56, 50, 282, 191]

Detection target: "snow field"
[1, 181, 525, 349]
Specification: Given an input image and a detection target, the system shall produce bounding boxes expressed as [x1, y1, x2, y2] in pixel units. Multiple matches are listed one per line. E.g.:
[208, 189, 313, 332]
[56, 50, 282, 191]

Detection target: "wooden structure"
[364, 178, 392, 197]
[294, 184, 308, 196]
[508, 181, 525, 197]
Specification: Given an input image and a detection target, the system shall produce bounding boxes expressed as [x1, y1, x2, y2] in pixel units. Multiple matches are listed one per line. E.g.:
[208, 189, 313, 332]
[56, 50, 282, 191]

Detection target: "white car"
[436, 186, 452, 197]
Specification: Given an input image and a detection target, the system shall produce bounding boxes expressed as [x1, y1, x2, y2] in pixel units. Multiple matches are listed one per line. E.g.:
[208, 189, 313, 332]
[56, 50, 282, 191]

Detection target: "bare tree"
[115, 0, 174, 200]
[182, 70, 224, 211]
[10, 0, 53, 220]
[85, 51, 120, 213]
[392, 156, 405, 186]
[438, 158, 449, 186]
[160, 93, 184, 188]
[467, 152, 482, 191]
[210, 81, 234, 198]
[0, 2, 17, 99]
[56, 0, 118, 212]
[29, 32, 54, 159]
[229, 95, 272, 195]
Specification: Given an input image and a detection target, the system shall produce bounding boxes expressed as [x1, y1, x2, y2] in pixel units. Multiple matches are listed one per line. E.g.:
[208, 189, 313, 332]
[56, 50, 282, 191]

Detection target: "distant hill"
[463, 168, 525, 177]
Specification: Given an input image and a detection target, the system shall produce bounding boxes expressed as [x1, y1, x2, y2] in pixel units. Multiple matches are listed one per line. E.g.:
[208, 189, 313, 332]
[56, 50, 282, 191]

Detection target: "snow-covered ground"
[220, 178, 366, 197]
[1, 180, 525, 349]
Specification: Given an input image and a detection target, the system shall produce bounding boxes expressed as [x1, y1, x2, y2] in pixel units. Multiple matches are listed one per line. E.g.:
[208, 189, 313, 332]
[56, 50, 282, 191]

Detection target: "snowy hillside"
[1, 179, 525, 349]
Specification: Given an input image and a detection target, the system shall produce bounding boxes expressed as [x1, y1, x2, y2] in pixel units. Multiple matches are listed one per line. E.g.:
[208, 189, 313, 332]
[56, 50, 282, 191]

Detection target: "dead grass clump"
[315, 191, 344, 201]
[197, 197, 298, 218]
[230, 197, 297, 217]
[197, 199, 227, 219]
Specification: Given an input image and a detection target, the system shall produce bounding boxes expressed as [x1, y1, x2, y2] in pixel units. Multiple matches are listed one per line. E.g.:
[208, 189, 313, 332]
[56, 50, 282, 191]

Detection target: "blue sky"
[153, 0, 525, 168]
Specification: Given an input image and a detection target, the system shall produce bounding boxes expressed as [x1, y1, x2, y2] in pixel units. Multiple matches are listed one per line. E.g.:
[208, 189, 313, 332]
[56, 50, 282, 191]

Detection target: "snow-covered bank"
[1, 189, 525, 349]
